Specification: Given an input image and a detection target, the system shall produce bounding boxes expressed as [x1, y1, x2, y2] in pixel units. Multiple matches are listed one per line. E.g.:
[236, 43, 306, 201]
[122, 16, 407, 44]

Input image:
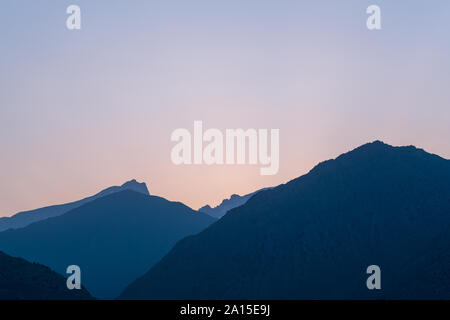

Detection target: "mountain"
[119, 141, 450, 299]
[199, 188, 271, 219]
[0, 179, 150, 232]
[0, 250, 92, 299]
[0, 190, 215, 299]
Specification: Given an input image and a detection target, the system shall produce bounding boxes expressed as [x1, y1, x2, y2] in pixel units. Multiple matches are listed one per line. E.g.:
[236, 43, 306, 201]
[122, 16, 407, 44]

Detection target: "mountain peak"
[120, 179, 150, 196]
[119, 142, 450, 300]
[123, 179, 138, 184]
[338, 141, 436, 163]
[0, 178, 152, 232]
[350, 140, 391, 152]
[351, 140, 422, 154]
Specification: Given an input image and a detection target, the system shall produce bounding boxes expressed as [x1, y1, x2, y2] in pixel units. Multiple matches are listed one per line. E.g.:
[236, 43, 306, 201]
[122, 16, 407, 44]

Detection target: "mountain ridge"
[0, 189, 216, 299]
[0, 179, 150, 232]
[119, 141, 450, 299]
[199, 187, 272, 219]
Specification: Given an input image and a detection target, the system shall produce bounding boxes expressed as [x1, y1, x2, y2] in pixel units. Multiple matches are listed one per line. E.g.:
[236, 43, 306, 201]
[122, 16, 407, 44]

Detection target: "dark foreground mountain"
[0, 250, 92, 299]
[119, 141, 450, 299]
[199, 188, 271, 219]
[0, 179, 150, 232]
[0, 191, 215, 299]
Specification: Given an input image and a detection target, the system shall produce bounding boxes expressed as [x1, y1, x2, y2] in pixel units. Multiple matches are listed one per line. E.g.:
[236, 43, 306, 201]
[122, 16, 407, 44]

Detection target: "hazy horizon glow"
[1, 0, 449, 216]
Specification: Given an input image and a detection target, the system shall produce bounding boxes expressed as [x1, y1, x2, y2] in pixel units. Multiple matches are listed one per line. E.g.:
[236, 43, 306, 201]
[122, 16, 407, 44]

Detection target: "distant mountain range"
[0, 250, 92, 299]
[0, 179, 150, 232]
[0, 189, 215, 299]
[119, 141, 450, 299]
[199, 188, 272, 219]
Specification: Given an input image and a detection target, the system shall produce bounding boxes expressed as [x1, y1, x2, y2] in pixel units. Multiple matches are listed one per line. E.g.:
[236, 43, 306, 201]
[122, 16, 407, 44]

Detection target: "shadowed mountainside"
[0, 250, 92, 300]
[119, 141, 450, 299]
[0, 190, 215, 299]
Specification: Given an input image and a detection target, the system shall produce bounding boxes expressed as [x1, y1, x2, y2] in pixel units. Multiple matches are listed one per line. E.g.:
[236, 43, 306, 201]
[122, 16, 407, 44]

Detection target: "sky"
[1, 0, 449, 216]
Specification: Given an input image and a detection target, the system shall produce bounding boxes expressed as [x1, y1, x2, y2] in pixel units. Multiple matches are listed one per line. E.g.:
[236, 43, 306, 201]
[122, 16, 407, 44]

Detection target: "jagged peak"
[120, 179, 150, 196]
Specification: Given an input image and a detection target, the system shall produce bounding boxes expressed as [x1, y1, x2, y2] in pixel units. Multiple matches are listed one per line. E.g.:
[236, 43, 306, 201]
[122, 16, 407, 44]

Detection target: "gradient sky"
[1, 0, 449, 216]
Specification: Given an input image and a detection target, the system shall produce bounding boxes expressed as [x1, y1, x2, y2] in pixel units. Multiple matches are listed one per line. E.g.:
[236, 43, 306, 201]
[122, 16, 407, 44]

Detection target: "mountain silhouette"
[0, 250, 92, 300]
[119, 141, 450, 299]
[199, 188, 272, 219]
[0, 179, 150, 232]
[0, 190, 215, 299]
